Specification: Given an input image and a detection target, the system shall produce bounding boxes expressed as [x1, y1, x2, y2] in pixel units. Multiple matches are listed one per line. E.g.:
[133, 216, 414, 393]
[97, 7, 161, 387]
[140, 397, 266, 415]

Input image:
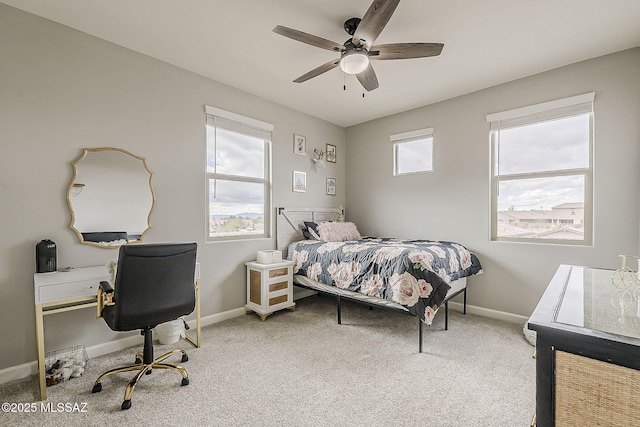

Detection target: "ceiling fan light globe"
[340, 51, 369, 74]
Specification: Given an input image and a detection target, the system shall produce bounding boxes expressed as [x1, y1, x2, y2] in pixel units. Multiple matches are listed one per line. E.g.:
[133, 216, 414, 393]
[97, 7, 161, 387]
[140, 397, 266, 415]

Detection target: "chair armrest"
[99, 280, 114, 294]
[96, 281, 116, 319]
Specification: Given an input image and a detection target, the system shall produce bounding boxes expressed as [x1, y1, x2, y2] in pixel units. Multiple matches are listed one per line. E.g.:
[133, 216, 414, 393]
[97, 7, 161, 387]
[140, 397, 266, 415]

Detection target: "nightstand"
[245, 260, 295, 321]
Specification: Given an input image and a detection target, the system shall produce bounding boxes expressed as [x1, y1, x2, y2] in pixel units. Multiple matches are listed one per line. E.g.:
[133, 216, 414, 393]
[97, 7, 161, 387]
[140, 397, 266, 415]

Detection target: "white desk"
[34, 264, 201, 400]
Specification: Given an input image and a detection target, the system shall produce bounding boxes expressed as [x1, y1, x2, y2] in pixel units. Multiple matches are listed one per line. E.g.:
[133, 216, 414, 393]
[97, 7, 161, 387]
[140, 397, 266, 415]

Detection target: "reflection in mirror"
[67, 147, 155, 248]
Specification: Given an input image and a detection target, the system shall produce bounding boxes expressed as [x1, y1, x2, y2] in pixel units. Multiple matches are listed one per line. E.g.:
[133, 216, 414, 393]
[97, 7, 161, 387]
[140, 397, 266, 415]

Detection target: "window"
[487, 93, 594, 244]
[205, 106, 272, 241]
[391, 128, 434, 175]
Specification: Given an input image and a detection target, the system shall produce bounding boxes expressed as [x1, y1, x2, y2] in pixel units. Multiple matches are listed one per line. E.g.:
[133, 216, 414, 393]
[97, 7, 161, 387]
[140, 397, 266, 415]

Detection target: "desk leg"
[35, 304, 47, 400]
[535, 335, 554, 427]
[184, 279, 201, 348]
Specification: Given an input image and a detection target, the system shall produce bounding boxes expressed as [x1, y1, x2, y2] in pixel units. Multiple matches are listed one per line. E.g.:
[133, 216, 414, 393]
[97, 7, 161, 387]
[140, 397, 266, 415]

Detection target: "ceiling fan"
[273, 0, 444, 92]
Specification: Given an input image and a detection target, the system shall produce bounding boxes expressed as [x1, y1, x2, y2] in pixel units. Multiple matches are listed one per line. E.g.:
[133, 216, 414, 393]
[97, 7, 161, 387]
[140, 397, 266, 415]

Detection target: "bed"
[276, 207, 483, 352]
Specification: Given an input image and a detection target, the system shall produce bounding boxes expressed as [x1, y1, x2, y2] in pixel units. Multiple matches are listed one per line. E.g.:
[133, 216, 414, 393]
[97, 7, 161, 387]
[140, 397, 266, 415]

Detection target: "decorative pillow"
[303, 221, 321, 240]
[304, 221, 318, 233]
[317, 222, 362, 242]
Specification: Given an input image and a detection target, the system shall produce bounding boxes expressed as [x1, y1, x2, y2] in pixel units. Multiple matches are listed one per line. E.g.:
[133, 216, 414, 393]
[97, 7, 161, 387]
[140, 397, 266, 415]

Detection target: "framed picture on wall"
[326, 177, 336, 196]
[294, 134, 306, 155]
[293, 170, 306, 192]
[326, 144, 336, 163]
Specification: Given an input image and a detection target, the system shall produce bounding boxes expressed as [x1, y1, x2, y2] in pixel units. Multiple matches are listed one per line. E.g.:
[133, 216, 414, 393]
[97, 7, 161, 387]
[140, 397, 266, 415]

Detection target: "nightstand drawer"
[269, 281, 288, 293]
[269, 294, 288, 306]
[268, 267, 289, 279]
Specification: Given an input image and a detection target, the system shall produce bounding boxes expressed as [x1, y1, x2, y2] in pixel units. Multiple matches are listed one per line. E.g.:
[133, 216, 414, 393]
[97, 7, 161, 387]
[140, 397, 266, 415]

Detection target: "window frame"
[486, 93, 595, 245]
[391, 127, 434, 176]
[205, 106, 272, 242]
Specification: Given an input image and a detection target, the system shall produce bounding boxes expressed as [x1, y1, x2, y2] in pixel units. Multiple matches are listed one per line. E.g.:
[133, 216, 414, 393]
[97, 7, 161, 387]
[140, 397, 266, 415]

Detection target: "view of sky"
[208, 179, 264, 216]
[207, 127, 264, 177]
[498, 175, 584, 211]
[395, 136, 433, 175]
[497, 114, 589, 175]
[207, 126, 265, 216]
[205, 113, 589, 215]
[496, 114, 589, 211]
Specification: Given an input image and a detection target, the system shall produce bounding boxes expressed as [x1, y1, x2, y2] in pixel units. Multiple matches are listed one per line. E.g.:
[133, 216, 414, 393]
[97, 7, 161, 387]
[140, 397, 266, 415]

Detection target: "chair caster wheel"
[181, 354, 189, 363]
[121, 400, 131, 410]
[92, 383, 102, 393]
[134, 357, 142, 364]
[181, 377, 189, 386]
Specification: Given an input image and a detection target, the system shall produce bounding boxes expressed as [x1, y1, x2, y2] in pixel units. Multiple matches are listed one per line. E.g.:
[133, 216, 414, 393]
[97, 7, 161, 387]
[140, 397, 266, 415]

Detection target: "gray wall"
[1, 2, 639, 374]
[0, 5, 346, 370]
[345, 47, 640, 317]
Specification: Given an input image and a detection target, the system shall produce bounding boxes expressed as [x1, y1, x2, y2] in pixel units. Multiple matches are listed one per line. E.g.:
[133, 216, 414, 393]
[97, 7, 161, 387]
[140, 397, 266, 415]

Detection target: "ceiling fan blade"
[352, 0, 400, 49]
[293, 59, 340, 83]
[356, 64, 379, 91]
[369, 43, 444, 60]
[273, 25, 345, 52]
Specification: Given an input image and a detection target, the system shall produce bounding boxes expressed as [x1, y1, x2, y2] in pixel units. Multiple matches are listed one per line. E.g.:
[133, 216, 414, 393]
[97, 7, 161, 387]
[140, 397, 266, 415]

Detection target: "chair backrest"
[111, 242, 197, 331]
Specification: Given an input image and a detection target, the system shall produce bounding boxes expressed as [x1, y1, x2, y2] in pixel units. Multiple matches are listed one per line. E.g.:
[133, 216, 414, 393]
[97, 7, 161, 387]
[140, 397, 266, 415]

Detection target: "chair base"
[92, 348, 189, 410]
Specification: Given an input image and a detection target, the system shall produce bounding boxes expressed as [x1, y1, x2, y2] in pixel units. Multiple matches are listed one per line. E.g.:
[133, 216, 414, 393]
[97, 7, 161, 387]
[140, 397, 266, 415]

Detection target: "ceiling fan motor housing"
[343, 17, 361, 36]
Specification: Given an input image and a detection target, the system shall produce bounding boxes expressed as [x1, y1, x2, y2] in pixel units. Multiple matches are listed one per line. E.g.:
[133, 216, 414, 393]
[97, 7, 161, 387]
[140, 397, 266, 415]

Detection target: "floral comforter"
[288, 237, 483, 325]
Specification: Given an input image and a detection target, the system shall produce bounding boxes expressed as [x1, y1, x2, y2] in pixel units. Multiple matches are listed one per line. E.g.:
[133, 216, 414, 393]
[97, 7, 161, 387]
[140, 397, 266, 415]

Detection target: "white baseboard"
[0, 307, 246, 386]
[0, 304, 526, 386]
[447, 301, 528, 325]
[188, 307, 246, 330]
[0, 361, 39, 385]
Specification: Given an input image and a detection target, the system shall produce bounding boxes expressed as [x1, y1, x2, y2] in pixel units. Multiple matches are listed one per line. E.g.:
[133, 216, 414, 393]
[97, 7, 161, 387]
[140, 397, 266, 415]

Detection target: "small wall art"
[294, 134, 306, 155]
[293, 170, 306, 192]
[326, 177, 336, 196]
[326, 144, 336, 163]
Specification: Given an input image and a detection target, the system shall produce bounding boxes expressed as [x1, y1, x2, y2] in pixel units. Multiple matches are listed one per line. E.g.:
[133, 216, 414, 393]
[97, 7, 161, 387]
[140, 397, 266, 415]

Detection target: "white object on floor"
[155, 319, 185, 344]
[523, 322, 536, 346]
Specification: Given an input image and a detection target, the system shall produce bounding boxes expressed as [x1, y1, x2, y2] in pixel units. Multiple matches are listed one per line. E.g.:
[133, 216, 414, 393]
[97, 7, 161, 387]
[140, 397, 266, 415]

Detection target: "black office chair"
[92, 242, 197, 410]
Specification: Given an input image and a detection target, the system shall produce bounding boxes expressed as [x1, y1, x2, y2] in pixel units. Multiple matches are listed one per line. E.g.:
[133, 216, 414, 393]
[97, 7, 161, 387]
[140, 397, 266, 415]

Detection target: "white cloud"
[498, 175, 584, 211]
[498, 114, 589, 175]
[206, 127, 265, 177]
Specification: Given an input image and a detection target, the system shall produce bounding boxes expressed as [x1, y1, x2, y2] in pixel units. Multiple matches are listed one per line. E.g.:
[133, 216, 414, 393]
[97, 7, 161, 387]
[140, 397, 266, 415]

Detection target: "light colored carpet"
[0, 295, 535, 426]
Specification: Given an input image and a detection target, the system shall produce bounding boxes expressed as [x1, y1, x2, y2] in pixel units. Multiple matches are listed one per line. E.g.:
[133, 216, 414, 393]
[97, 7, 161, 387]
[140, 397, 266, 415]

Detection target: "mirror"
[67, 147, 155, 248]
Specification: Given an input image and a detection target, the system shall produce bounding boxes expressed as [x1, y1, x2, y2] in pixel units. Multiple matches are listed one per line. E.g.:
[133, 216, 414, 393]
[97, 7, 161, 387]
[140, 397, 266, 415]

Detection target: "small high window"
[391, 128, 434, 176]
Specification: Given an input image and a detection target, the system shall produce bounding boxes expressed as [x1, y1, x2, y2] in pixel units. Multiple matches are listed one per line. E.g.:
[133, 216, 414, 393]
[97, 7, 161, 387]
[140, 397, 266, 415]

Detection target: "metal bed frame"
[293, 279, 467, 353]
[276, 206, 471, 353]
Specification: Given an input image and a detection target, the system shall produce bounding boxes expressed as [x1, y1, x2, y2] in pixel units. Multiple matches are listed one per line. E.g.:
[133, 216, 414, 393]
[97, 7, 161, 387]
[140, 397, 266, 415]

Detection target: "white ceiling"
[4, 0, 640, 127]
